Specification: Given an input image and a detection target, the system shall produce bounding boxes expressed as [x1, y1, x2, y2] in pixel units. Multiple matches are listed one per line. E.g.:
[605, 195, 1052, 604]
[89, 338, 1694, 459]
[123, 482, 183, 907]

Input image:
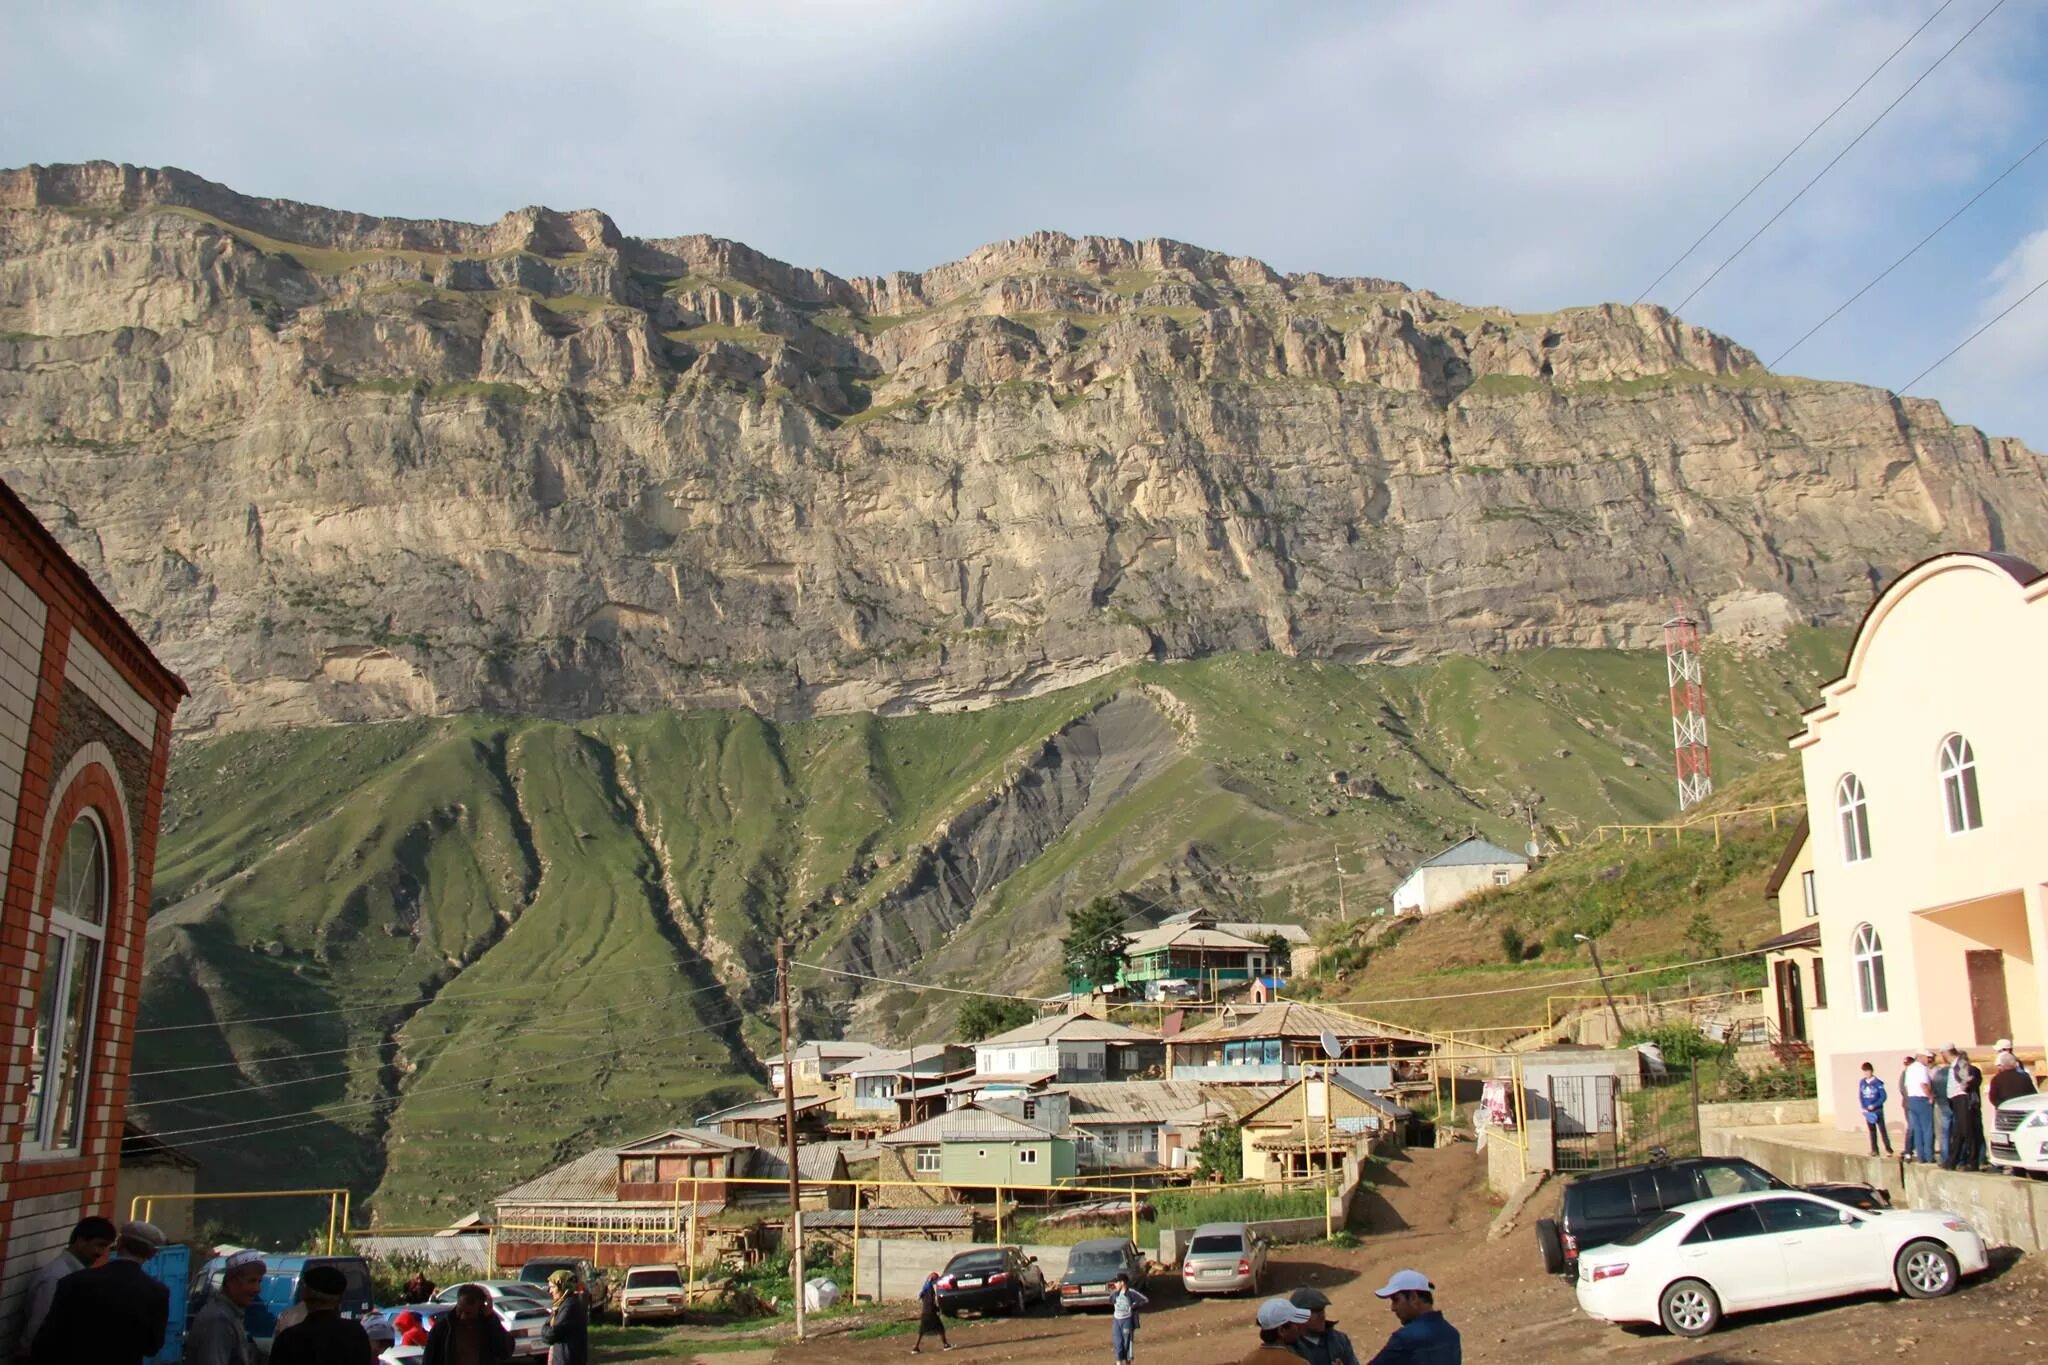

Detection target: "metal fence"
[1548, 1063, 1701, 1173]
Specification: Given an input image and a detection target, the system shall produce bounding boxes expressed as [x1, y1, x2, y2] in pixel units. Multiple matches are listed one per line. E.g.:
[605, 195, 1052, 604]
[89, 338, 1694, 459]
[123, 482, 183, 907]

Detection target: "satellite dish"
[1525, 840, 1541, 858]
[1320, 1029, 1343, 1060]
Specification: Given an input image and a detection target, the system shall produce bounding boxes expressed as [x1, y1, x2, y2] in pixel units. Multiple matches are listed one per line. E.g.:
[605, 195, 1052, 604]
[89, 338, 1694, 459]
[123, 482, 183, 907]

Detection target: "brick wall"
[0, 484, 183, 1355]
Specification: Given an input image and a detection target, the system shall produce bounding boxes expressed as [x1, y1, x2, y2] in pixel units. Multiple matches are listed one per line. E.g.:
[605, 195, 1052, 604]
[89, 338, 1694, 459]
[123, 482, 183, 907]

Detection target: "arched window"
[1940, 734, 1982, 834]
[1853, 923, 1888, 1015]
[1837, 774, 1871, 863]
[28, 814, 109, 1152]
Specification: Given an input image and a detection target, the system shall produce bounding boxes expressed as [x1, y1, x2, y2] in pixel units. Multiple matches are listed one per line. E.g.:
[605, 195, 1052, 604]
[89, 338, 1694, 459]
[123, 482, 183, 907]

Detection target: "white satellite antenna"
[1319, 1029, 1342, 1060]
[1525, 840, 1541, 859]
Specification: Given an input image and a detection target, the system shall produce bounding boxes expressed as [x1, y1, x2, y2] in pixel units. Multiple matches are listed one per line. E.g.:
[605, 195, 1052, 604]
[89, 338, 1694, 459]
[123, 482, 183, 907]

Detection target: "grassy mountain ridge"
[139, 635, 1844, 1228]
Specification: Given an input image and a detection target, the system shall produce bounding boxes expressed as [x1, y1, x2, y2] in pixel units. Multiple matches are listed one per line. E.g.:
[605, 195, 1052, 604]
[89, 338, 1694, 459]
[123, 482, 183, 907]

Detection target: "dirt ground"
[678, 1144, 2048, 1365]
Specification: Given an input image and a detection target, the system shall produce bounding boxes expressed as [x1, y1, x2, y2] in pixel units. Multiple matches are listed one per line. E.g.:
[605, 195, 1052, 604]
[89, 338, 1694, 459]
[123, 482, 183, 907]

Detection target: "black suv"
[1536, 1154, 1889, 1279]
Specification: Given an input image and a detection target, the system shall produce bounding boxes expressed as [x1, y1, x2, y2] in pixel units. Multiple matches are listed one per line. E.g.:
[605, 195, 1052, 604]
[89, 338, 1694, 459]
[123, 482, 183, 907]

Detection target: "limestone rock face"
[2, 162, 2045, 732]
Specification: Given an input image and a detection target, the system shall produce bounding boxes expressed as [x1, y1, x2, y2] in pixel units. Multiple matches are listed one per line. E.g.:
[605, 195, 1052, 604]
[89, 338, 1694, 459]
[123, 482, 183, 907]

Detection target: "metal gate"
[1548, 1063, 1700, 1172]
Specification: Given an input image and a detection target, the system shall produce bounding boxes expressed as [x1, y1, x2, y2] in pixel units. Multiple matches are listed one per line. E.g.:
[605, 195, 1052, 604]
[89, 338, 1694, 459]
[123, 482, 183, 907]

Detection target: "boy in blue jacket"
[1859, 1062, 1893, 1155]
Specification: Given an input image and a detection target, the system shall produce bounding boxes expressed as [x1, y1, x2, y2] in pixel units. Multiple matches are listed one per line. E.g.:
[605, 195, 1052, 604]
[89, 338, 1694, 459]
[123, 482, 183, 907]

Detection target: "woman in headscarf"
[542, 1269, 589, 1365]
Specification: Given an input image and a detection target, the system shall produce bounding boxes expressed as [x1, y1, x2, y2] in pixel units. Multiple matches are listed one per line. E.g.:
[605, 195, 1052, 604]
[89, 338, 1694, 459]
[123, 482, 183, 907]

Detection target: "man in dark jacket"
[29, 1219, 170, 1365]
[1944, 1046, 1986, 1171]
[424, 1284, 515, 1365]
[268, 1264, 375, 1365]
[1288, 1287, 1359, 1365]
[1364, 1270, 1459, 1365]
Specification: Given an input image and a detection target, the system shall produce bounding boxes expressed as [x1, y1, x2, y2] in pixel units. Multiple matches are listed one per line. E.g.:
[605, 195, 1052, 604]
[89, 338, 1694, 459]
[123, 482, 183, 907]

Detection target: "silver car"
[1178, 1222, 1269, 1296]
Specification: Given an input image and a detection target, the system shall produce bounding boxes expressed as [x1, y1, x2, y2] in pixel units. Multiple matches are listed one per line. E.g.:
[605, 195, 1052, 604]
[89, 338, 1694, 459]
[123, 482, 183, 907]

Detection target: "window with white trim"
[1018, 1147, 1039, 1165]
[28, 814, 109, 1153]
[1800, 870, 1817, 919]
[1836, 775, 1871, 863]
[1939, 734, 1982, 834]
[1852, 923, 1888, 1014]
[1492, 868, 1513, 886]
[914, 1146, 940, 1173]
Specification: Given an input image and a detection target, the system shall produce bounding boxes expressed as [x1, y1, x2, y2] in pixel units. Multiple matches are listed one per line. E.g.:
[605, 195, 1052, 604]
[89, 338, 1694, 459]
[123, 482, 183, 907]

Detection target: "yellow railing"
[1592, 800, 1805, 848]
[131, 1188, 352, 1254]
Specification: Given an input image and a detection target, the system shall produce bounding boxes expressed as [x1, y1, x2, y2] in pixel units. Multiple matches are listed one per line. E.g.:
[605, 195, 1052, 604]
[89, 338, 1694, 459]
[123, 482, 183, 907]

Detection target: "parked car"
[1575, 1191, 1986, 1338]
[1988, 1092, 2048, 1173]
[1535, 1154, 1890, 1279]
[933, 1246, 1048, 1317]
[429, 1281, 552, 1357]
[189, 1252, 393, 1353]
[615, 1264, 689, 1325]
[518, 1256, 612, 1312]
[1178, 1222, 1268, 1297]
[1058, 1238, 1148, 1311]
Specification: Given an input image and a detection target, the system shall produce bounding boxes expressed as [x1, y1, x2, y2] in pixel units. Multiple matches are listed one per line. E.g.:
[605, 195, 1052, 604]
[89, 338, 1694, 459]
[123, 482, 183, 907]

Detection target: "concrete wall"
[356, 1236, 492, 1270]
[1393, 861, 1527, 916]
[854, 1239, 1072, 1302]
[1699, 1099, 1820, 1129]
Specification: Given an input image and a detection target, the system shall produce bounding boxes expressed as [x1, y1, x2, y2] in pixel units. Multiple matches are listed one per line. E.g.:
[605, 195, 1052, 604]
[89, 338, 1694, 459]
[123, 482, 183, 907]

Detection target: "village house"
[0, 482, 186, 1351]
[765, 1040, 880, 1097]
[1237, 1073, 1411, 1180]
[1119, 922, 1273, 1000]
[1165, 1000, 1436, 1084]
[970, 1012, 1163, 1084]
[829, 1044, 972, 1131]
[1390, 836, 1529, 916]
[695, 1093, 835, 1147]
[879, 1100, 1077, 1190]
[1794, 552, 2048, 1131]
[1757, 814, 1823, 1051]
[1055, 1079, 1239, 1171]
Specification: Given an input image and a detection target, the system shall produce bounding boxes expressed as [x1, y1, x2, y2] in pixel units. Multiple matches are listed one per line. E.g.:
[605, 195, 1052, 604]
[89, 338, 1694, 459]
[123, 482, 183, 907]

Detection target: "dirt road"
[752, 1145, 2048, 1365]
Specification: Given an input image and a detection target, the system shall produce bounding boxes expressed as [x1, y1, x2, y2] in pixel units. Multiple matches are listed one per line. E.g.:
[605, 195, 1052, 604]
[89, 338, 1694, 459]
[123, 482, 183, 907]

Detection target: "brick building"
[0, 483, 185, 1349]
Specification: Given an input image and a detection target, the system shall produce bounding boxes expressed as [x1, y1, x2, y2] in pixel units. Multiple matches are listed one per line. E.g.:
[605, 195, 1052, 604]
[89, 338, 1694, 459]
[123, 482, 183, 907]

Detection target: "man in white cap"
[1365, 1270, 1459, 1364]
[28, 1219, 170, 1365]
[1243, 1297, 1313, 1365]
[187, 1249, 265, 1365]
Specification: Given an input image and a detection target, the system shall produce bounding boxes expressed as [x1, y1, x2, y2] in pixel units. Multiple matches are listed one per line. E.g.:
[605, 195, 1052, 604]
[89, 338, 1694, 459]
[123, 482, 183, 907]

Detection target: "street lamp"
[1575, 933, 1626, 1040]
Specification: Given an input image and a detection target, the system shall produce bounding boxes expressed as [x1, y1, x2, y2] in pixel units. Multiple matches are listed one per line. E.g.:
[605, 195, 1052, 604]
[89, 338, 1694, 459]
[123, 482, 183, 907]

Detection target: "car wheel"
[1896, 1239, 1960, 1298]
[1535, 1218, 1566, 1276]
[1013, 1287, 1027, 1316]
[1658, 1278, 1721, 1338]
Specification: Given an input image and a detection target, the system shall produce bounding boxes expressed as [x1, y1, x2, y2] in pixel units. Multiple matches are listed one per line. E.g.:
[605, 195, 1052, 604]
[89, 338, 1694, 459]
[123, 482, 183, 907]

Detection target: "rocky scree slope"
[3, 162, 2042, 732]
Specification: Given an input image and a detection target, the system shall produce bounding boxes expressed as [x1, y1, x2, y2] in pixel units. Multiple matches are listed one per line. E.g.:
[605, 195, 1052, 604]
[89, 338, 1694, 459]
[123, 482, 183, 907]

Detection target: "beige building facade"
[1758, 817, 1823, 1047]
[1796, 552, 2048, 1129]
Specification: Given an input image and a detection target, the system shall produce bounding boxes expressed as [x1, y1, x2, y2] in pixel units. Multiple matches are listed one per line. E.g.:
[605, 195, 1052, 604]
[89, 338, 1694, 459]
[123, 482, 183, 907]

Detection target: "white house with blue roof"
[1391, 836, 1529, 916]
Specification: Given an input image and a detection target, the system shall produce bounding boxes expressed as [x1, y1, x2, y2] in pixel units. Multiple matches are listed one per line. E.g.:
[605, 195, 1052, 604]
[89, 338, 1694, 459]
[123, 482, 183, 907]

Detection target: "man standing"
[1990, 1051, 2037, 1109]
[1108, 1272, 1148, 1365]
[1857, 1063, 1893, 1156]
[28, 1220, 170, 1365]
[269, 1264, 374, 1365]
[1945, 1046, 1985, 1171]
[1903, 1049, 1936, 1164]
[187, 1250, 265, 1365]
[1288, 1287, 1358, 1365]
[423, 1285, 513, 1365]
[18, 1216, 115, 1350]
[1364, 1271, 1459, 1365]
[1243, 1298, 1313, 1365]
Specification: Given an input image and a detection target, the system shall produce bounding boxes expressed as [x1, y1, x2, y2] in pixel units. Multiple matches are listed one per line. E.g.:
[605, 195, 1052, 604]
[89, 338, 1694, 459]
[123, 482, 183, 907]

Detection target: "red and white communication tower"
[1664, 609, 1713, 811]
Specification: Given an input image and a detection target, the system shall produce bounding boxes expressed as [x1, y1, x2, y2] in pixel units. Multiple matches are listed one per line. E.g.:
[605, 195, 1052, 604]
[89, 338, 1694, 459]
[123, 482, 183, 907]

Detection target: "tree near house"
[956, 995, 1035, 1041]
[1062, 897, 1133, 991]
[1194, 1124, 1244, 1181]
[1263, 933, 1293, 974]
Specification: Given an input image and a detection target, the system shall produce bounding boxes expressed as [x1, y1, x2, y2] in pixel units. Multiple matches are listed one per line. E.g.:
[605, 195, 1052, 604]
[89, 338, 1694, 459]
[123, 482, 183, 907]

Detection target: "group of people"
[914, 1266, 1459, 1365]
[1859, 1040, 2039, 1169]
[11, 1214, 594, 1365]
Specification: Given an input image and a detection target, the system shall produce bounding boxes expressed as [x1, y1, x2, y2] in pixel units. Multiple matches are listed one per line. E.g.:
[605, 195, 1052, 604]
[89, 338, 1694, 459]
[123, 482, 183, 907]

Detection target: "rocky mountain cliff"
[4, 162, 2042, 733]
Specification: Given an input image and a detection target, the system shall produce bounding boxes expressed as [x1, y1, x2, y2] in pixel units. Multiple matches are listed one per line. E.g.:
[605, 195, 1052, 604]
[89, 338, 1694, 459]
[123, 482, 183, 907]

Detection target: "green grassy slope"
[139, 635, 1842, 1229]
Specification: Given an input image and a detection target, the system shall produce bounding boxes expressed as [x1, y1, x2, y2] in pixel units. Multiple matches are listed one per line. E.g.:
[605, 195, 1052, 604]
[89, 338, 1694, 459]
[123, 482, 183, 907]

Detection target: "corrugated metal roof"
[1417, 837, 1528, 870]
[829, 1045, 969, 1078]
[752, 1143, 853, 1183]
[1219, 922, 1310, 944]
[1053, 1080, 1215, 1124]
[617, 1128, 753, 1155]
[764, 1040, 883, 1066]
[697, 1095, 831, 1125]
[496, 1147, 618, 1204]
[881, 1104, 1063, 1146]
[972, 1013, 1159, 1047]
[1124, 925, 1271, 955]
[1170, 1001, 1433, 1045]
[800, 1207, 973, 1229]
[1201, 1085, 1287, 1120]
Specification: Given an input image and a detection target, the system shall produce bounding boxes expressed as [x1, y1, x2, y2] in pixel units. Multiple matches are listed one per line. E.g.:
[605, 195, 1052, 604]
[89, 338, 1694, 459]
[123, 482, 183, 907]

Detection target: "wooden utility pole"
[777, 939, 806, 1340]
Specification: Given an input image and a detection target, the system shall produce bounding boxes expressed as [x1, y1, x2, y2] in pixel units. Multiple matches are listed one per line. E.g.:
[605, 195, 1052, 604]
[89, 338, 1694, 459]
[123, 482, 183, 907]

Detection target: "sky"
[4, 0, 2046, 447]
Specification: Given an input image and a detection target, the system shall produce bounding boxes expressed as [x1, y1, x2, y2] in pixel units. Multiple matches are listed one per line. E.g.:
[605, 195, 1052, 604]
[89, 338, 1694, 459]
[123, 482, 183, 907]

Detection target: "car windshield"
[1699, 1163, 1777, 1198]
[1188, 1234, 1243, 1256]
[1066, 1251, 1124, 1276]
[628, 1270, 682, 1289]
[948, 1253, 1006, 1275]
[1615, 1210, 1685, 1246]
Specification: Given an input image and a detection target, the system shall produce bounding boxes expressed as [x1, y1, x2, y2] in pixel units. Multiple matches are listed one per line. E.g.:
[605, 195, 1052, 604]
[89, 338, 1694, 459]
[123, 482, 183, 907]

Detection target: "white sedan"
[1575, 1191, 1987, 1338]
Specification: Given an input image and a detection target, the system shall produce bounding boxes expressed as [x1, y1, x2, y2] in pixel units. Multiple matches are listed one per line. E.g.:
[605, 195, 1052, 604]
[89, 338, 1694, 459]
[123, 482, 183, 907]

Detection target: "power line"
[1632, 0, 1961, 305]
[1772, 130, 2048, 367]
[797, 961, 1045, 1002]
[1668, 0, 2010, 317]
[1897, 271, 2048, 392]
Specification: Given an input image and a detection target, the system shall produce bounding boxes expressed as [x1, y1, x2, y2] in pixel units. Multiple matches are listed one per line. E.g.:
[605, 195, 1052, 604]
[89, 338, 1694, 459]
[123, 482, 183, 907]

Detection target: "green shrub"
[1718, 1063, 1817, 1100]
[1620, 1023, 1726, 1067]
[1499, 925, 1526, 964]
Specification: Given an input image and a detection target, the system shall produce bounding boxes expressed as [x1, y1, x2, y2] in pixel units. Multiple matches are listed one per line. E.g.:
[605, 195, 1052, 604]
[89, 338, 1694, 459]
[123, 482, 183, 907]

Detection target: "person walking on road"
[542, 1268, 589, 1365]
[19, 1215, 115, 1350]
[912, 1271, 953, 1354]
[1903, 1049, 1937, 1163]
[187, 1249, 266, 1365]
[268, 1264, 374, 1365]
[1945, 1046, 1986, 1171]
[1364, 1270, 1460, 1365]
[1242, 1298, 1313, 1365]
[28, 1220, 170, 1365]
[1108, 1272, 1148, 1365]
[424, 1284, 514, 1365]
[1858, 1062, 1894, 1156]
[1288, 1287, 1358, 1365]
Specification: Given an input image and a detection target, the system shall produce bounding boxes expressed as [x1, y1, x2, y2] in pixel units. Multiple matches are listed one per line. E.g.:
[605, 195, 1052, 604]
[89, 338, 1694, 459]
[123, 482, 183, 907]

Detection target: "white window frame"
[1939, 734, 1982, 834]
[1852, 923, 1888, 1015]
[27, 812, 110, 1157]
[914, 1146, 940, 1173]
[1492, 868, 1513, 886]
[1018, 1147, 1039, 1165]
[1836, 774, 1871, 863]
[1800, 870, 1818, 919]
